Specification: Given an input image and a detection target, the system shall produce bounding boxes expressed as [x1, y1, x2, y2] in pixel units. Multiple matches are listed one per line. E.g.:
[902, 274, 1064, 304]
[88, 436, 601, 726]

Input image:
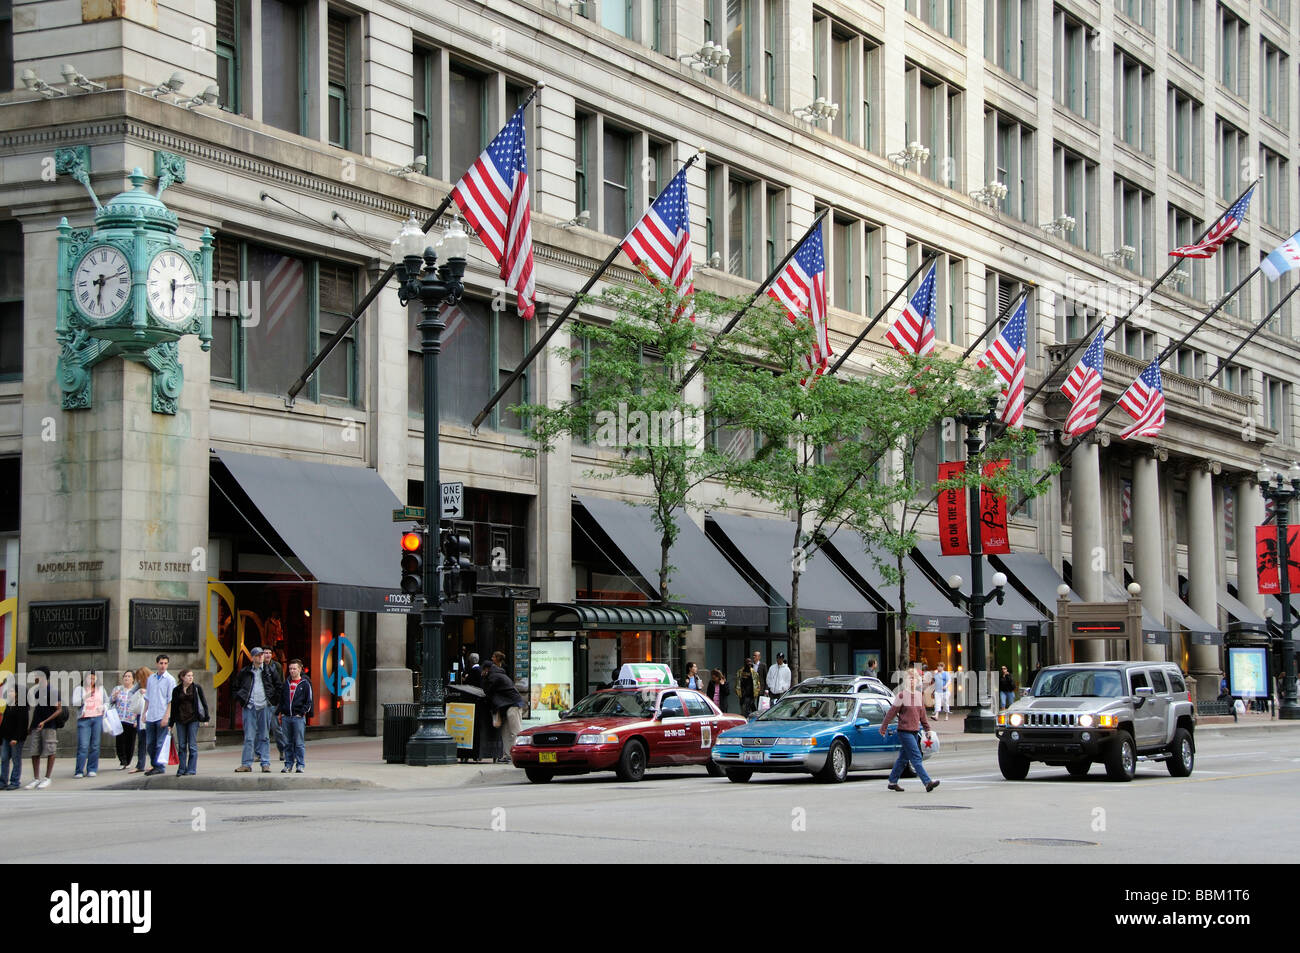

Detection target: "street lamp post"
[393, 215, 468, 765]
[1258, 468, 1300, 721]
[953, 402, 1004, 734]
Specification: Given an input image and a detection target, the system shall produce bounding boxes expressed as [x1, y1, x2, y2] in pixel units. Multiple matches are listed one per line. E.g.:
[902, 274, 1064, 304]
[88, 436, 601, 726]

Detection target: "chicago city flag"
[885, 262, 937, 357]
[1060, 329, 1107, 437]
[977, 297, 1028, 429]
[1261, 228, 1300, 282]
[1117, 360, 1166, 440]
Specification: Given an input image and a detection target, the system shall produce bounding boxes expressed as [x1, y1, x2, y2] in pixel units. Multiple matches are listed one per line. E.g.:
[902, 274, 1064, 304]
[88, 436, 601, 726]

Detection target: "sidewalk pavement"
[10, 710, 1296, 794]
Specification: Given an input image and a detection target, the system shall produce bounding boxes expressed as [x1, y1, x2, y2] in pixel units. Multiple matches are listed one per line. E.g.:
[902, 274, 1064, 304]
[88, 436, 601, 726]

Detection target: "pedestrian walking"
[108, 671, 139, 770]
[707, 669, 729, 712]
[234, 646, 281, 773]
[933, 662, 952, 721]
[682, 662, 706, 691]
[735, 660, 760, 717]
[767, 654, 792, 699]
[278, 659, 313, 773]
[129, 666, 152, 772]
[483, 652, 524, 761]
[170, 670, 209, 776]
[999, 666, 1016, 710]
[25, 666, 64, 789]
[142, 655, 176, 776]
[866, 659, 881, 682]
[72, 671, 108, 778]
[0, 682, 28, 790]
[880, 668, 939, 793]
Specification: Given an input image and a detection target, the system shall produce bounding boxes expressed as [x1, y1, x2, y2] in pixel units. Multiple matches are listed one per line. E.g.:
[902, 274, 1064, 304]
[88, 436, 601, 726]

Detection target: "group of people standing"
[233, 646, 313, 773]
[681, 652, 792, 717]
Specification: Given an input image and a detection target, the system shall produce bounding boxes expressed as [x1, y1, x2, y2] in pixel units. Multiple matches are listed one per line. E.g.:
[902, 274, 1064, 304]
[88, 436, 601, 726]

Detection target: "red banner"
[980, 460, 1011, 555]
[1256, 525, 1300, 593]
[938, 462, 969, 555]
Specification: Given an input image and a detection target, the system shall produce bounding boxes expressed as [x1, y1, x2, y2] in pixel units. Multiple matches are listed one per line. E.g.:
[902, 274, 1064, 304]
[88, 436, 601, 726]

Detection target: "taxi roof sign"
[617, 663, 674, 686]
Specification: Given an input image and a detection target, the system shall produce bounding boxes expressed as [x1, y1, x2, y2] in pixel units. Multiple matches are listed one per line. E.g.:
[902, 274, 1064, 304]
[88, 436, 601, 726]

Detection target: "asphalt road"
[7, 732, 1297, 864]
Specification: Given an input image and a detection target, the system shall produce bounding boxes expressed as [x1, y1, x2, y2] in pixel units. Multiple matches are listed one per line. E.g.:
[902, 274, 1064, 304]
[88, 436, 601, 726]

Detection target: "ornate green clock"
[56, 149, 213, 415]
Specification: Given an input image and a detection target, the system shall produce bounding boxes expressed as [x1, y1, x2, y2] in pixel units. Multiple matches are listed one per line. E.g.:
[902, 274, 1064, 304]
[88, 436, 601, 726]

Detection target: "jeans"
[145, 720, 167, 769]
[1, 739, 21, 787]
[241, 705, 271, 767]
[75, 716, 103, 774]
[283, 715, 306, 769]
[176, 721, 199, 774]
[1000, 691, 1015, 709]
[888, 730, 934, 786]
[135, 724, 150, 769]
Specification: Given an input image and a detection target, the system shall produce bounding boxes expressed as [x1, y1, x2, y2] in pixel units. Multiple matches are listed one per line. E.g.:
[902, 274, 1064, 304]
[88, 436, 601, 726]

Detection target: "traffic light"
[440, 530, 477, 599]
[400, 529, 425, 595]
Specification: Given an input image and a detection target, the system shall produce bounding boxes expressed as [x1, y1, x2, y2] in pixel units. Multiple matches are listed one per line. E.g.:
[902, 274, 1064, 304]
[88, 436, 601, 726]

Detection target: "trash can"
[382, 703, 419, 764]
[446, 684, 496, 762]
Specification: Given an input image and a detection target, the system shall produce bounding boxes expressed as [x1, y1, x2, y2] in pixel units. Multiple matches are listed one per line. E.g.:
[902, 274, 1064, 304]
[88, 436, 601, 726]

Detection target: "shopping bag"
[103, 709, 123, 737]
[157, 730, 172, 765]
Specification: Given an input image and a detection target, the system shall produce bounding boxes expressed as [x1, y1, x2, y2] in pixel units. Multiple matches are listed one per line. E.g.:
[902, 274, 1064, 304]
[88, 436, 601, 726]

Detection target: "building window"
[986, 0, 1032, 81]
[575, 112, 670, 240]
[1122, 325, 1155, 360]
[1220, 363, 1249, 394]
[1118, 0, 1153, 29]
[211, 236, 359, 404]
[1115, 51, 1153, 155]
[1263, 0, 1290, 24]
[985, 110, 1034, 221]
[214, 0, 245, 113]
[1219, 238, 1250, 318]
[413, 47, 434, 167]
[1054, 6, 1097, 121]
[1115, 178, 1154, 277]
[709, 0, 782, 106]
[1053, 144, 1098, 252]
[1216, 118, 1248, 202]
[812, 14, 882, 153]
[986, 270, 1032, 365]
[1168, 206, 1206, 300]
[765, 186, 784, 274]
[1261, 148, 1289, 231]
[1166, 86, 1202, 183]
[326, 11, 352, 149]
[1263, 376, 1291, 440]
[1262, 253, 1293, 336]
[708, 163, 785, 282]
[1174, 347, 1205, 379]
[0, 220, 20, 379]
[449, 63, 488, 185]
[261, 0, 305, 134]
[1261, 40, 1289, 128]
[827, 211, 881, 315]
[602, 125, 633, 239]
[1217, 4, 1249, 99]
[906, 0, 960, 40]
[1170, 0, 1202, 65]
[906, 241, 964, 345]
[905, 63, 963, 190]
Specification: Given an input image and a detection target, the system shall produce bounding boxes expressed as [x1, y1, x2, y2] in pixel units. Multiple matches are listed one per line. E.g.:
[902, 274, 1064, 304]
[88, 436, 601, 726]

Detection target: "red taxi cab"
[511, 685, 746, 783]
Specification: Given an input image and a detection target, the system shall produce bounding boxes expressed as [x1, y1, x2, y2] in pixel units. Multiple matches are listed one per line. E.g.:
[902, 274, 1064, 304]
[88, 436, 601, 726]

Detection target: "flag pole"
[470, 150, 703, 431]
[1206, 282, 1300, 385]
[286, 83, 546, 407]
[822, 251, 938, 375]
[960, 286, 1032, 361]
[1005, 262, 1264, 517]
[678, 208, 831, 392]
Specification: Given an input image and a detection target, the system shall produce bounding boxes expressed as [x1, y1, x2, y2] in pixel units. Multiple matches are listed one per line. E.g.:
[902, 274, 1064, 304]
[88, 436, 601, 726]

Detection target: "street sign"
[392, 505, 426, 522]
[441, 481, 464, 519]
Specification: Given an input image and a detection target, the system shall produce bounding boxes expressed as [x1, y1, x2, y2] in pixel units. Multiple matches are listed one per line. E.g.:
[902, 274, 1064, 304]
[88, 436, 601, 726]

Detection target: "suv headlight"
[576, 733, 619, 745]
[775, 737, 817, 746]
[1078, 714, 1094, 728]
[1008, 713, 1023, 727]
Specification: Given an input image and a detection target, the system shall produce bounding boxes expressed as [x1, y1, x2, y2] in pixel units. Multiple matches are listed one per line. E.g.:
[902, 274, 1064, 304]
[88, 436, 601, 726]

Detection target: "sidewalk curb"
[103, 776, 384, 793]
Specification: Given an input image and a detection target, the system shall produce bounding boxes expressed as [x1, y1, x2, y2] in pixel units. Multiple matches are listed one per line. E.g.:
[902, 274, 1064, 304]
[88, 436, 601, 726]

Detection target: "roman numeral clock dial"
[146, 251, 199, 324]
[71, 246, 132, 321]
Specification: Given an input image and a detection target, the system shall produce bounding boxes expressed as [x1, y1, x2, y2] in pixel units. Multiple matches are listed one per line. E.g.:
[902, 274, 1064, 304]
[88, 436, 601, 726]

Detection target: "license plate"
[539, 752, 557, 763]
[742, 751, 764, 764]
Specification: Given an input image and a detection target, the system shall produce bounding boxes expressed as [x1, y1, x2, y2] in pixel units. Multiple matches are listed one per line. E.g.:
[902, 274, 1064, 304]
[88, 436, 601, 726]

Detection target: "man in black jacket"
[482, 652, 524, 763]
[234, 647, 283, 773]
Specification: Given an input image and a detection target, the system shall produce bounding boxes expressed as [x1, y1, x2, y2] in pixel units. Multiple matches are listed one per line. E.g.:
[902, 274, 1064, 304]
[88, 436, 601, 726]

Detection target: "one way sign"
[440, 482, 464, 519]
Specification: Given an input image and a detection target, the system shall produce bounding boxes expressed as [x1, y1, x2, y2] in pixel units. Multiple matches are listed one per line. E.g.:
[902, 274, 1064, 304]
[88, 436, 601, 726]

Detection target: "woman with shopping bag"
[107, 671, 137, 770]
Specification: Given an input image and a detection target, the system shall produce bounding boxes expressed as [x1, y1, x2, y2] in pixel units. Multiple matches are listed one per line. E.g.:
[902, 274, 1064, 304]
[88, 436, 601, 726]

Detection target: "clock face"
[72, 245, 132, 321]
[146, 250, 199, 324]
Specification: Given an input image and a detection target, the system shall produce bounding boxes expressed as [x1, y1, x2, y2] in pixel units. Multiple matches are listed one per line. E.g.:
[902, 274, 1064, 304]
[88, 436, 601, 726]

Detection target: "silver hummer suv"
[995, 661, 1196, 782]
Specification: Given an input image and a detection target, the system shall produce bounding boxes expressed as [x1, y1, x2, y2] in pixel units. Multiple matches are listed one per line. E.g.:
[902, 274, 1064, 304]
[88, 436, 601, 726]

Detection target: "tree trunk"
[897, 551, 910, 680]
[790, 521, 802, 684]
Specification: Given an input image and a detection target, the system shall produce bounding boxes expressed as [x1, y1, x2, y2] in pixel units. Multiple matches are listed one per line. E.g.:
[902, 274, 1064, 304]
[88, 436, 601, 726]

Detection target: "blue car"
[711, 693, 937, 783]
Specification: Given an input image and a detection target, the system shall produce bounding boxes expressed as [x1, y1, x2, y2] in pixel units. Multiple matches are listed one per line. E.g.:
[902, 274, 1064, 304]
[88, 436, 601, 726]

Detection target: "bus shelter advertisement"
[530, 640, 574, 724]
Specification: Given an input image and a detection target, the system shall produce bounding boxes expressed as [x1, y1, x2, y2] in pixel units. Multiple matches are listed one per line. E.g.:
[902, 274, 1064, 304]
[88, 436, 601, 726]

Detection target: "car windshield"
[789, 683, 856, 695]
[1032, 670, 1125, 698]
[758, 696, 857, 721]
[564, 691, 657, 718]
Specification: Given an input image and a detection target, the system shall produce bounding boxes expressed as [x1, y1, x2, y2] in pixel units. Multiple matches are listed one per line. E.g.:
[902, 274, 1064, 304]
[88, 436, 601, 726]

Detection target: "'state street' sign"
[29, 599, 110, 652]
[129, 599, 201, 652]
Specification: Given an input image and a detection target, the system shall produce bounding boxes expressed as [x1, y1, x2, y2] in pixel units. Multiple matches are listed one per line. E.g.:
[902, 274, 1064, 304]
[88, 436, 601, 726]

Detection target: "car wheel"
[998, 742, 1030, 781]
[1104, 731, 1136, 782]
[816, 740, 850, 783]
[705, 760, 724, 777]
[615, 739, 647, 782]
[1066, 760, 1091, 778]
[725, 768, 753, 783]
[524, 767, 554, 784]
[1166, 728, 1194, 778]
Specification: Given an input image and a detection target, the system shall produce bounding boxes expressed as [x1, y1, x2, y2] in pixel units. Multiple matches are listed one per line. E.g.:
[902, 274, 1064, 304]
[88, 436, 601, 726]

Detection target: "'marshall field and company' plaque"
[29, 599, 110, 652]
[129, 599, 201, 652]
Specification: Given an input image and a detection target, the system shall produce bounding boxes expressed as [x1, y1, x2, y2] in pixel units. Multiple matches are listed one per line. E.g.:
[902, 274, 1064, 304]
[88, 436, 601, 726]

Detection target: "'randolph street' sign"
[29, 599, 110, 652]
[129, 599, 201, 651]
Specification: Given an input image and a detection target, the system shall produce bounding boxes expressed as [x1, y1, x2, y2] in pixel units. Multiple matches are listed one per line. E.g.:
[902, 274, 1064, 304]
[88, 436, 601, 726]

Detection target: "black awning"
[574, 495, 768, 627]
[214, 449, 411, 614]
[915, 542, 1047, 637]
[708, 512, 876, 630]
[1164, 585, 1220, 638]
[993, 553, 1079, 616]
[1218, 586, 1266, 628]
[531, 603, 692, 631]
[824, 534, 969, 633]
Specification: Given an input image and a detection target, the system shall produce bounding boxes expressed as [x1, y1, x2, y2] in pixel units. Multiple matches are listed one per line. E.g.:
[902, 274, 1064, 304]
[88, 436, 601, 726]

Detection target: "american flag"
[621, 164, 694, 319]
[885, 263, 937, 357]
[1118, 360, 1166, 440]
[1121, 478, 1132, 528]
[977, 297, 1028, 429]
[1060, 329, 1107, 437]
[450, 104, 535, 319]
[766, 224, 830, 376]
[1170, 186, 1254, 259]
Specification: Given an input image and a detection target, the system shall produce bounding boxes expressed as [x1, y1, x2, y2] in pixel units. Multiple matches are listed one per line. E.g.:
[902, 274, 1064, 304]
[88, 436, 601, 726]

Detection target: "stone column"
[1236, 475, 1266, 614]
[1070, 437, 1105, 660]
[1132, 451, 1165, 661]
[1188, 464, 1223, 687]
